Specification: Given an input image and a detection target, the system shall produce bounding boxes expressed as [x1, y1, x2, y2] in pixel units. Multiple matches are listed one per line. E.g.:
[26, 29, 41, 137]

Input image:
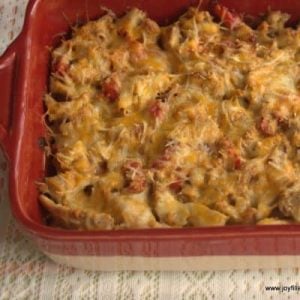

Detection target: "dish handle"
[0, 40, 20, 153]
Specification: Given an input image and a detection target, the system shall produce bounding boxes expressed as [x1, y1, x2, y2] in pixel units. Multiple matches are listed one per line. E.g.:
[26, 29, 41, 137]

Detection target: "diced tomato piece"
[102, 77, 120, 102]
[234, 156, 243, 170]
[151, 159, 165, 169]
[149, 100, 167, 119]
[151, 140, 178, 169]
[226, 147, 236, 158]
[212, 2, 241, 29]
[123, 160, 142, 171]
[221, 139, 237, 157]
[169, 180, 183, 193]
[122, 160, 143, 178]
[122, 160, 146, 193]
[259, 117, 270, 134]
[126, 175, 146, 194]
[227, 147, 244, 170]
[220, 138, 244, 170]
[258, 117, 277, 136]
[52, 59, 69, 75]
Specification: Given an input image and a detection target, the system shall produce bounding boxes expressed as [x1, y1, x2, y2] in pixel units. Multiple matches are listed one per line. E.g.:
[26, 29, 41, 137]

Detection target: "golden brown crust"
[40, 7, 300, 229]
[40, 195, 114, 230]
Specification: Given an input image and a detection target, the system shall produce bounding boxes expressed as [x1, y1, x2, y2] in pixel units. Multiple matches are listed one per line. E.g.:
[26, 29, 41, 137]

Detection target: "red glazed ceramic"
[1, 0, 300, 270]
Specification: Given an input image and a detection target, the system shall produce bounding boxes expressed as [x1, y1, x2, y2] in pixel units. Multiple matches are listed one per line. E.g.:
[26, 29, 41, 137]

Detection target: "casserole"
[41, 4, 300, 231]
[2, 0, 300, 271]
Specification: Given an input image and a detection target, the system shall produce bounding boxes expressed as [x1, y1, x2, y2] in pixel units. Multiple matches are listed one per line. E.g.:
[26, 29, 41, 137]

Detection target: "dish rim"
[1, 0, 300, 245]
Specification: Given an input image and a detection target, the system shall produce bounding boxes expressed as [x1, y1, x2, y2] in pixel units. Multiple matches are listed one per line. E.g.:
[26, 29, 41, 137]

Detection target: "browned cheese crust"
[40, 8, 300, 229]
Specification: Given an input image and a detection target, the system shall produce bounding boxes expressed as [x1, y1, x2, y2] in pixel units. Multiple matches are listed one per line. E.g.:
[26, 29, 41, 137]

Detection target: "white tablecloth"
[0, 1, 300, 299]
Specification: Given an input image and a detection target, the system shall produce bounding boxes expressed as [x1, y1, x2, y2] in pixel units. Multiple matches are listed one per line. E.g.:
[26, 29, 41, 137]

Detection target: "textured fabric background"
[0, 1, 300, 299]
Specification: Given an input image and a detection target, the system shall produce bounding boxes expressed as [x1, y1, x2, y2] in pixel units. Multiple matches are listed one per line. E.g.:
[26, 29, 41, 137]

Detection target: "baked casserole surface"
[40, 6, 300, 229]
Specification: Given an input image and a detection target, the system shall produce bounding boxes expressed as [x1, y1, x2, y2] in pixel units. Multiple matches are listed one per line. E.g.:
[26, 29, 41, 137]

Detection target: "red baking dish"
[2, 0, 300, 271]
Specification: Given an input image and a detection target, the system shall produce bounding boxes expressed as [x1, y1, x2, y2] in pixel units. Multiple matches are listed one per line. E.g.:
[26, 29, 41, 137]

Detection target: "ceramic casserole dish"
[2, 0, 300, 271]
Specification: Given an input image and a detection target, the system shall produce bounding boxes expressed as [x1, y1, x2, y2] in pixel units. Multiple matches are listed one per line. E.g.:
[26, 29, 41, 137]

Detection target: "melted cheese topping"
[40, 8, 300, 230]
